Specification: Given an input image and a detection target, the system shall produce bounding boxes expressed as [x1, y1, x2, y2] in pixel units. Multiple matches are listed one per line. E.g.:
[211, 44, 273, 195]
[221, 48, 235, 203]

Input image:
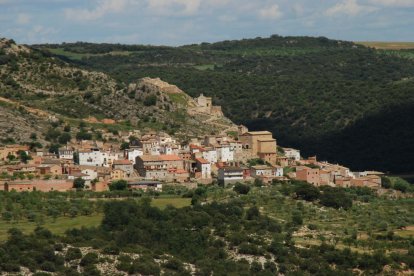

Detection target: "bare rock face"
[138, 77, 185, 94]
[0, 38, 30, 55]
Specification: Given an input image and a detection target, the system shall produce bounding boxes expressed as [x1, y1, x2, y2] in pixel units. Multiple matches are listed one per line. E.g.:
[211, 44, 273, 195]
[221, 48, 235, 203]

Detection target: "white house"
[79, 149, 119, 167]
[284, 148, 301, 161]
[251, 165, 283, 179]
[81, 168, 98, 183]
[58, 148, 74, 160]
[196, 158, 212, 179]
[216, 144, 234, 163]
[79, 149, 105, 167]
[274, 166, 283, 177]
[202, 148, 218, 164]
[127, 148, 143, 165]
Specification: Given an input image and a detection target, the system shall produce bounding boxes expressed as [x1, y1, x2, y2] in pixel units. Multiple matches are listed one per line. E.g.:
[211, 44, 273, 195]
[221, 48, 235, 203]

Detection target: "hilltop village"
[0, 92, 383, 193]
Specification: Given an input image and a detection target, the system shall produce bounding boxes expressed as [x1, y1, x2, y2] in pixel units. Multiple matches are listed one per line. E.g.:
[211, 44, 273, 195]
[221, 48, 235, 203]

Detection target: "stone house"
[111, 169, 127, 180]
[4, 180, 73, 192]
[295, 166, 321, 186]
[37, 164, 62, 176]
[135, 154, 184, 181]
[112, 160, 134, 177]
[239, 131, 277, 164]
[0, 145, 30, 161]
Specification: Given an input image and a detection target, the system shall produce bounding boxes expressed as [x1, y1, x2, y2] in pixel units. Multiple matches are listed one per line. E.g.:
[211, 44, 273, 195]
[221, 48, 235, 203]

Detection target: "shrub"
[40, 261, 56, 272]
[83, 264, 101, 276]
[109, 180, 128, 191]
[246, 206, 260, 220]
[102, 244, 120, 255]
[66, 247, 82, 261]
[292, 210, 303, 226]
[394, 178, 410, 193]
[238, 242, 262, 255]
[80, 252, 99, 267]
[163, 258, 185, 271]
[73, 177, 85, 189]
[143, 95, 157, 106]
[234, 183, 250, 195]
[128, 256, 160, 275]
[319, 187, 352, 210]
[295, 182, 320, 201]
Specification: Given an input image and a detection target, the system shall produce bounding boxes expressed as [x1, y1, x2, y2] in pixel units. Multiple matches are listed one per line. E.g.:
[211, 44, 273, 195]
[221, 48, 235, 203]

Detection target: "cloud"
[16, 13, 31, 25]
[258, 4, 283, 20]
[292, 3, 305, 16]
[147, 0, 202, 16]
[368, 0, 414, 7]
[65, 0, 129, 21]
[326, 0, 377, 16]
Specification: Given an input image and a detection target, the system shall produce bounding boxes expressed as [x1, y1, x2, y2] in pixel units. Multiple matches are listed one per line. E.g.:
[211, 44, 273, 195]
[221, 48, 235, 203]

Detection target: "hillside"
[0, 38, 235, 146]
[35, 35, 414, 173]
[357, 41, 414, 50]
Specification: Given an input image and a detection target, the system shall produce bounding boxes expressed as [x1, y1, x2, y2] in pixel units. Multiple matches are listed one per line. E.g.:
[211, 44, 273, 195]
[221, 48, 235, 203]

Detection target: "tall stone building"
[239, 131, 277, 164]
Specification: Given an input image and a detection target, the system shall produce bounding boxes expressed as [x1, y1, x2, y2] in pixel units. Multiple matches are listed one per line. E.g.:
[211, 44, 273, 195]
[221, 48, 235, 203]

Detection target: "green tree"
[295, 182, 320, 201]
[234, 183, 250, 195]
[17, 150, 32, 164]
[120, 142, 130, 150]
[58, 132, 72, 144]
[291, 210, 303, 226]
[381, 177, 392, 189]
[49, 144, 60, 154]
[109, 180, 128, 191]
[394, 178, 409, 193]
[73, 177, 85, 189]
[76, 131, 92, 141]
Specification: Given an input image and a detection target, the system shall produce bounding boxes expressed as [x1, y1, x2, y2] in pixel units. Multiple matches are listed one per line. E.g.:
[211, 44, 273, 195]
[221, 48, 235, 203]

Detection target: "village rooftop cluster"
[0, 124, 383, 193]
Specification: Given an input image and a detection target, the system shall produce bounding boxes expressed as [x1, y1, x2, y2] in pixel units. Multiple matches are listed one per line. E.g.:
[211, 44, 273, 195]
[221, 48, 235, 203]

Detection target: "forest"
[0, 179, 413, 275]
[34, 35, 414, 174]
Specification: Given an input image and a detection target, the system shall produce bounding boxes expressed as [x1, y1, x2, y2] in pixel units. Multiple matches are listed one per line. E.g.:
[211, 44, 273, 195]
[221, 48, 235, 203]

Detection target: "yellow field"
[357, 41, 414, 50]
[395, 225, 414, 238]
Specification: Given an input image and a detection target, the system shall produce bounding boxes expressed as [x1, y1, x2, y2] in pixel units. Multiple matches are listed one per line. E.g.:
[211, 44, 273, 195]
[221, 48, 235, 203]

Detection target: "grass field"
[152, 197, 192, 209]
[167, 93, 189, 106]
[0, 214, 103, 241]
[357, 41, 414, 49]
[46, 48, 133, 60]
[0, 197, 191, 241]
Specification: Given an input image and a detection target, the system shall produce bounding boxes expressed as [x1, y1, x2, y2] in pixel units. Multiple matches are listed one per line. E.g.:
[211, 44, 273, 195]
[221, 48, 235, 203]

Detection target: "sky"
[0, 0, 413, 45]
